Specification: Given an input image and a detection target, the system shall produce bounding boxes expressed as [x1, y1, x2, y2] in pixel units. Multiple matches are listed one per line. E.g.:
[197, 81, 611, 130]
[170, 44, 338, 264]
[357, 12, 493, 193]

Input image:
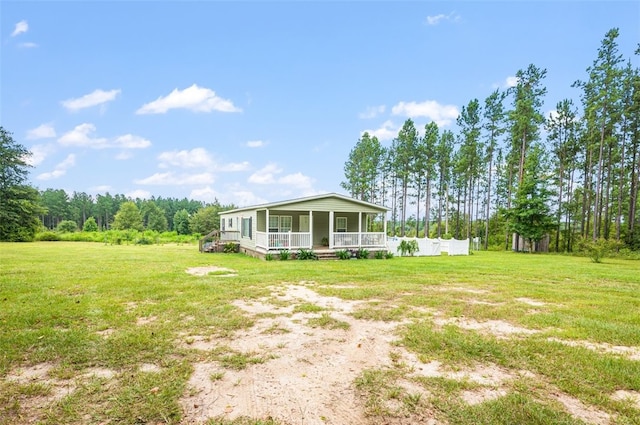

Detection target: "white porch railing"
[221, 230, 241, 241]
[332, 232, 385, 248]
[256, 231, 311, 250]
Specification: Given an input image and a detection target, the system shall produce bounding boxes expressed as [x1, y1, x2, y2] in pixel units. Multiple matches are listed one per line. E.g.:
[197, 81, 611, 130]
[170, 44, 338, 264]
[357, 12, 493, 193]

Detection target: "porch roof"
[220, 192, 389, 215]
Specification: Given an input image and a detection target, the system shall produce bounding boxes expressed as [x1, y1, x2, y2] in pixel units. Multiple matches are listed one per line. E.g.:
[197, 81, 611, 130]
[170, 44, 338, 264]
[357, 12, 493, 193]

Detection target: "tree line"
[0, 127, 235, 241]
[341, 28, 640, 251]
[38, 190, 236, 236]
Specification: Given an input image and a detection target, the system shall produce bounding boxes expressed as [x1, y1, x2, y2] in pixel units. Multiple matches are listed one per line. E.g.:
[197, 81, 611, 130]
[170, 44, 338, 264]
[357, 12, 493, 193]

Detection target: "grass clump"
[307, 313, 350, 330]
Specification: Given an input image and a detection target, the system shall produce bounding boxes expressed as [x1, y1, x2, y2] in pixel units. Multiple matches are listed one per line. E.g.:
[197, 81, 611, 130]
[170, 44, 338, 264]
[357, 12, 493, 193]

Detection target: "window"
[241, 217, 252, 239]
[268, 215, 292, 232]
[336, 217, 347, 232]
[228, 218, 233, 228]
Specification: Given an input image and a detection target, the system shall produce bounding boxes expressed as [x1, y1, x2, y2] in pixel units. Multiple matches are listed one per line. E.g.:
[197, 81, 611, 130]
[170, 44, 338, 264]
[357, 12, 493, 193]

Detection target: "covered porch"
[254, 209, 386, 252]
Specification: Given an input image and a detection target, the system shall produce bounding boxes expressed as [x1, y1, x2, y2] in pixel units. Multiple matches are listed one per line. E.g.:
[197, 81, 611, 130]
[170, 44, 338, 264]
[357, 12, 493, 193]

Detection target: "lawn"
[1, 242, 639, 424]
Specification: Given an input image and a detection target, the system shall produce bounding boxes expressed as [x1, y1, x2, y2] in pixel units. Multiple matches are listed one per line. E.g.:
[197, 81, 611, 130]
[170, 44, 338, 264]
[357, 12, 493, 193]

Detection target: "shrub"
[223, 242, 239, 253]
[297, 249, 318, 260]
[321, 237, 329, 246]
[374, 250, 385, 259]
[265, 253, 274, 261]
[135, 237, 153, 245]
[578, 237, 621, 263]
[335, 249, 351, 260]
[355, 248, 369, 259]
[82, 217, 98, 232]
[35, 231, 60, 241]
[279, 250, 290, 261]
[57, 220, 78, 233]
[397, 239, 419, 256]
[384, 251, 394, 259]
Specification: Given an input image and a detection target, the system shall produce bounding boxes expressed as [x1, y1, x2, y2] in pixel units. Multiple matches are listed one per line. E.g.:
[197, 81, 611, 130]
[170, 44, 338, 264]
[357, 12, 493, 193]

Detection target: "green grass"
[1, 242, 639, 424]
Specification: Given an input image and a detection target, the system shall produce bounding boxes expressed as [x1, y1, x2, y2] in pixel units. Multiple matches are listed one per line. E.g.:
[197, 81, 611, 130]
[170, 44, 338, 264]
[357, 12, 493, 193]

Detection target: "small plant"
[210, 371, 225, 381]
[223, 242, 238, 253]
[385, 251, 394, 259]
[335, 249, 351, 260]
[265, 253, 274, 261]
[355, 248, 369, 259]
[279, 249, 290, 261]
[374, 250, 385, 259]
[297, 248, 318, 260]
[307, 313, 350, 330]
[321, 236, 329, 246]
[397, 239, 419, 256]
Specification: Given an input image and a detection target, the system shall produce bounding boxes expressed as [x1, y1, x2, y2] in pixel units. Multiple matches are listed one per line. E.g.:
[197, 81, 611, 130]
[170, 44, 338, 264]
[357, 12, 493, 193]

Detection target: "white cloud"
[425, 12, 460, 25]
[27, 123, 56, 140]
[18, 42, 38, 49]
[189, 186, 220, 203]
[361, 120, 398, 141]
[112, 134, 151, 149]
[278, 172, 315, 189]
[248, 163, 282, 184]
[61, 89, 121, 112]
[58, 124, 151, 150]
[125, 189, 152, 200]
[11, 20, 28, 37]
[505, 76, 518, 88]
[218, 161, 250, 172]
[158, 148, 213, 168]
[58, 123, 108, 147]
[36, 154, 76, 180]
[25, 144, 55, 166]
[134, 172, 214, 185]
[136, 84, 241, 114]
[391, 100, 459, 127]
[246, 140, 265, 148]
[359, 105, 386, 119]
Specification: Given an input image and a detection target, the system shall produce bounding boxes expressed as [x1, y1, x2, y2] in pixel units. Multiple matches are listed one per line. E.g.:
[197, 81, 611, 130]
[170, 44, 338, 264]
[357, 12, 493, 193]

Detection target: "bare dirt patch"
[186, 266, 237, 277]
[461, 388, 508, 405]
[552, 392, 612, 425]
[136, 315, 157, 326]
[547, 337, 640, 360]
[433, 317, 539, 338]
[611, 390, 640, 409]
[515, 297, 547, 307]
[181, 284, 413, 424]
[178, 283, 610, 425]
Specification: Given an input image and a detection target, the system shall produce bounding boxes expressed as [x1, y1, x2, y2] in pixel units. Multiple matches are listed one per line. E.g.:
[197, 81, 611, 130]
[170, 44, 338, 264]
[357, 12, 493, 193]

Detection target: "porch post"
[358, 212, 362, 247]
[265, 209, 270, 249]
[329, 210, 334, 249]
[383, 212, 387, 247]
[309, 210, 313, 249]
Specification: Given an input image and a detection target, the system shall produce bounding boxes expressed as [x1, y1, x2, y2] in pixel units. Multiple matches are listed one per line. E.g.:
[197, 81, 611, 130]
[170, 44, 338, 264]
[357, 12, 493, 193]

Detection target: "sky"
[2, 1, 639, 207]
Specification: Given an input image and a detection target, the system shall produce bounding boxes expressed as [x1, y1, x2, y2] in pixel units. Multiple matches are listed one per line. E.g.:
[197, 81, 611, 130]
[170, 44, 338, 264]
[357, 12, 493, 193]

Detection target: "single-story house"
[216, 193, 389, 257]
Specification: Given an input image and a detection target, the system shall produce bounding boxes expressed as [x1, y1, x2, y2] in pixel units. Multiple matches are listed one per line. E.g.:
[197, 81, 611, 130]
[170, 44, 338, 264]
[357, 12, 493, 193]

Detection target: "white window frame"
[268, 215, 292, 232]
[336, 217, 347, 232]
[241, 217, 252, 239]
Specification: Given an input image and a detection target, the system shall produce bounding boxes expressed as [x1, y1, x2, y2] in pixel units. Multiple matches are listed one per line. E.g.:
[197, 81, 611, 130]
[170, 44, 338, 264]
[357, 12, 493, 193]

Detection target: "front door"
[300, 215, 310, 232]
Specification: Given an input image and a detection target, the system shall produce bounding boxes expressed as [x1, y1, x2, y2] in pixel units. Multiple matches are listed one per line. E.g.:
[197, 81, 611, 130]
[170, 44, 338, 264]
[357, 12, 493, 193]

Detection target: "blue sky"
[2, 1, 639, 207]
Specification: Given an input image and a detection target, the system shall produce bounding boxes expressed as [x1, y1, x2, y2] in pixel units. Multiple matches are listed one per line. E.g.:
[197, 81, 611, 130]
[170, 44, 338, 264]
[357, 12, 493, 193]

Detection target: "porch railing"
[332, 232, 385, 248]
[256, 231, 311, 250]
[220, 230, 241, 241]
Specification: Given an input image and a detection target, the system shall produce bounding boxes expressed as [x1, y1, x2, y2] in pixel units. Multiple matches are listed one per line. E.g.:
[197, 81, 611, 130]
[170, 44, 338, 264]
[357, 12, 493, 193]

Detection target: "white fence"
[332, 232, 386, 248]
[387, 237, 469, 256]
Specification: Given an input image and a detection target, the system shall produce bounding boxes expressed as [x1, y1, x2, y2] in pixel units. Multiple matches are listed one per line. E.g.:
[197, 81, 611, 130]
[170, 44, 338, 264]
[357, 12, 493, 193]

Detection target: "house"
[214, 193, 389, 258]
